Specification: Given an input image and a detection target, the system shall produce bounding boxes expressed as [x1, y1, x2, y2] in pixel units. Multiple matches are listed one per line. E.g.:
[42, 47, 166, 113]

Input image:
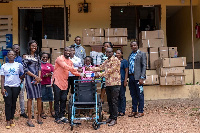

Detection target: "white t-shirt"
[69, 56, 82, 77]
[0, 62, 24, 87]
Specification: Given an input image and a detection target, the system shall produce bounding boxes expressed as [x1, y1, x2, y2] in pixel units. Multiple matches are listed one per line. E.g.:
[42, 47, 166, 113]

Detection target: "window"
[42, 6, 69, 40]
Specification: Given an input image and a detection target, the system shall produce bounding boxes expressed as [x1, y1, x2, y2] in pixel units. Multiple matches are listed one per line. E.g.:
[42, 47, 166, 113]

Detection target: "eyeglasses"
[42, 57, 48, 59]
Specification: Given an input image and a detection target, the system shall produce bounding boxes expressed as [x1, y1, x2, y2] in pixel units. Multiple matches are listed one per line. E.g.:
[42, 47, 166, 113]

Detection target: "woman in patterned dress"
[22, 40, 43, 127]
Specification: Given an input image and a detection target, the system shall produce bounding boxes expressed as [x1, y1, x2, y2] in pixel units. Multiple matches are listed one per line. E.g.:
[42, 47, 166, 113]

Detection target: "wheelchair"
[68, 80, 104, 130]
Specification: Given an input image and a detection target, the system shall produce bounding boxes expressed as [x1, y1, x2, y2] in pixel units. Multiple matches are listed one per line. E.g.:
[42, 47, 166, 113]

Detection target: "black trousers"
[4, 86, 20, 121]
[68, 76, 79, 94]
[53, 84, 68, 120]
[106, 85, 120, 120]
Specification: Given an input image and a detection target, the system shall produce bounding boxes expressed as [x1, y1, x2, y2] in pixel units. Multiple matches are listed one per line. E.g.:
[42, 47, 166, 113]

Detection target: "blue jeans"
[118, 82, 126, 114]
[128, 75, 144, 113]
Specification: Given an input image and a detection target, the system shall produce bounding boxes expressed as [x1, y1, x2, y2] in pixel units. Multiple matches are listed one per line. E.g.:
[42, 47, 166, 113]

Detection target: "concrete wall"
[167, 0, 200, 62]
[0, 0, 197, 60]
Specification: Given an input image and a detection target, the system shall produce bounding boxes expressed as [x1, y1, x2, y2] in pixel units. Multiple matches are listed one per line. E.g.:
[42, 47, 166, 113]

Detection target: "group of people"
[0, 36, 147, 129]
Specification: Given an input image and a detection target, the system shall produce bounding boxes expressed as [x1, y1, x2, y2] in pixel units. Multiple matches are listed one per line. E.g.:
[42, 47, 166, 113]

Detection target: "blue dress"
[22, 55, 42, 99]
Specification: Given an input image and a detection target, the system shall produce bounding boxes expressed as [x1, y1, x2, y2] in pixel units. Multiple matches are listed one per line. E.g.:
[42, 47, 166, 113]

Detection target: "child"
[81, 56, 94, 82]
[115, 49, 128, 116]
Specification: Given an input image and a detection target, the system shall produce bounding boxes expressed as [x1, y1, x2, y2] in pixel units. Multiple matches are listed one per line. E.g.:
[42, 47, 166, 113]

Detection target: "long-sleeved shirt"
[89, 56, 121, 86]
[52, 55, 80, 90]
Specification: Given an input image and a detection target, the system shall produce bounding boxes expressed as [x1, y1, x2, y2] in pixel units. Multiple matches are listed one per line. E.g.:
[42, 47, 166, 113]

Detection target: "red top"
[41, 63, 54, 85]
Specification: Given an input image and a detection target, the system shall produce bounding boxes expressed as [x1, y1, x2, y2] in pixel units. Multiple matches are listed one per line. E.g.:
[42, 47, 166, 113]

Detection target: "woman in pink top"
[40, 53, 55, 118]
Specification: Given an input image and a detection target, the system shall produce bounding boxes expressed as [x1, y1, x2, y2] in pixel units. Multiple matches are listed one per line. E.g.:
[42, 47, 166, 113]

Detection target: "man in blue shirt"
[5, 44, 28, 118]
[128, 41, 147, 118]
[72, 36, 86, 64]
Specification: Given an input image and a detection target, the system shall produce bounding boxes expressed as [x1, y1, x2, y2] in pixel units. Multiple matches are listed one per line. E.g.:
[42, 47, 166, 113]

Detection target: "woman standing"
[22, 40, 42, 127]
[40, 52, 55, 118]
[115, 49, 128, 116]
[0, 50, 24, 129]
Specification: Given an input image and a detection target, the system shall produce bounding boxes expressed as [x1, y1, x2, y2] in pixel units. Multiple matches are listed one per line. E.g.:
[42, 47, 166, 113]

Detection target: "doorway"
[19, 9, 42, 56]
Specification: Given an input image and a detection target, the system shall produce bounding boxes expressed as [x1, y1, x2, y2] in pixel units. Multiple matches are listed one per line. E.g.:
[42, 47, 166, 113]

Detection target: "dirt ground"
[0, 98, 200, 133]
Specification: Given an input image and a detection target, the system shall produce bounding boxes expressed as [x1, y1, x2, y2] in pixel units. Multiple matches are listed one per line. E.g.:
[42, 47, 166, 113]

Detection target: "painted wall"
[0, 0, 198, 60]
[0, 3, 12, 15]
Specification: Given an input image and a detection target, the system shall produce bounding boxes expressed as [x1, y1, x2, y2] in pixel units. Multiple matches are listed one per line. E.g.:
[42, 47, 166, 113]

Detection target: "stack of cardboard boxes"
[82, 28, 128, 46]
[139, 30, 186, 86]
[82, 28, 104, 45]
[42, 39, 65, 65]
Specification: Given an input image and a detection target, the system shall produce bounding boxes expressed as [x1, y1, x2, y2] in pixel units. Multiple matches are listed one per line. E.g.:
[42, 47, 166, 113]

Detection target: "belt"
[129, 73, 134, 76]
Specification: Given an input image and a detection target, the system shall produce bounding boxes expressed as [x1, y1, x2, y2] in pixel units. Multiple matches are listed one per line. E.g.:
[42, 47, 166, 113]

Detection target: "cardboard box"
[105, 28, 127, 37]
[154, 57, 187, 68]
[82, 28, 104, 37]
[157, 67, 185, 76]
[42, 39, 64, 48]
[144, 75, 159, 85]
[149, 48, 159, 70]
[139, 48, 149, 69]
[104, 37, 127, 45]
[51, 48, 64, 63]
[139, 39, 165, 48]
[41, 48, 51, 54]
[139, 30, 164, 39]
[160, 76, 185, 85]
[159, 47, 168, 58]
[82, 37, 104, 45]
[169, 47, 178, 58]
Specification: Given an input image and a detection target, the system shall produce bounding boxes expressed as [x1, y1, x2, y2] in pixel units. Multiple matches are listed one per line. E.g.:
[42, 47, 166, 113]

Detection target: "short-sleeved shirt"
[41, 62, 54, 85]
[0, 62, 24, 87]
[73, 43, 86, 64]
[120, 59, 128, 82]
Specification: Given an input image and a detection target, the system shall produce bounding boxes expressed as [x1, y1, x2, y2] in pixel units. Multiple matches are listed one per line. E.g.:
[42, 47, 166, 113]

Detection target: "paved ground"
[0, 99, 200, 133]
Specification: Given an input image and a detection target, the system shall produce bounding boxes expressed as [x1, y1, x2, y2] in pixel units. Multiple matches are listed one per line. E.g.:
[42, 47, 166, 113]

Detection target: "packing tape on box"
[181, 76, 183, 84]
[150, 52, 158, 53]
[182, 57, 185, 66]
[148, 39, 150, 47]
[100, 28, 102, 35]
[151, 75, 154, 84]
[114, 28, 117, 35]
[169, 58, 171, 67]
[145, 31, 147, 39]
[160, 50, 167, 51]
[165, 76, 167, 85]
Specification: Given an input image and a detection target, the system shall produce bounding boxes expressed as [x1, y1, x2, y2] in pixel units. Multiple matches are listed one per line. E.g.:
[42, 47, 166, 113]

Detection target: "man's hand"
[77, 68, 83, 73]
[80, 73, 86, 78]
[1, 88, 5, 96]
[85, 67, 90, 71]
[139, 79, 144, 85]
[94, 73, 100, 78]
[124, 80, 127, 87]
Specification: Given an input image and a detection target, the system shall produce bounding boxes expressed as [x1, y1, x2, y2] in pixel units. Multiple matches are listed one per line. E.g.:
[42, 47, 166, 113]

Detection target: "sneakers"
[20, 113, 28, 118]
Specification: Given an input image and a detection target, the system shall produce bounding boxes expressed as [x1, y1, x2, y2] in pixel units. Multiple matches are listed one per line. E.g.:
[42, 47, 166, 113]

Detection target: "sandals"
[54, 119, 64, 124]
[118, 112, 125, 116]
[60, 117, 68, 123]
[27, 121, 35, 127]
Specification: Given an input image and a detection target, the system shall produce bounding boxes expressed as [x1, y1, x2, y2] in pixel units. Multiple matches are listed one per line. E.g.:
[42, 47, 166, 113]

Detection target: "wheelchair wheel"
[68, 95, 73, 122]
[92, 121, 100, 130]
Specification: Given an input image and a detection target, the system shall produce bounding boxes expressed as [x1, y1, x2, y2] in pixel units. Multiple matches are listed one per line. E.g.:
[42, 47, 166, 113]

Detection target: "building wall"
[0, 0, 197, 60]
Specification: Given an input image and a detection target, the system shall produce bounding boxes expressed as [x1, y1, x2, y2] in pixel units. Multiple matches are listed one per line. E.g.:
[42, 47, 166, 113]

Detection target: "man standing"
[52, 47, 84, 124]
[86, 48, 121, 126]
[128, 41, 147, 118]
[5, 44, 28, 118]
[72, 36, 86, 64]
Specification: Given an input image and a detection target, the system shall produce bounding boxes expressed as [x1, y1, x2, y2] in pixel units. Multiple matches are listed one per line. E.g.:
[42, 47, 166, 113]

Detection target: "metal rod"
[64, 0, 67, 48]
[190, 0, 195, 85]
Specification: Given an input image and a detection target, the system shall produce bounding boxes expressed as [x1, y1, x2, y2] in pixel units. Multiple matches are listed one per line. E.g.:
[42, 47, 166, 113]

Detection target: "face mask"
[41, 61, 47, 64]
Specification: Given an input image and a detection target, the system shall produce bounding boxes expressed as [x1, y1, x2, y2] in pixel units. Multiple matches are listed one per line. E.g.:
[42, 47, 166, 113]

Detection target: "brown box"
[154, 57, 187, 68]
[139, 30, 164, 39]
[159, 47, 168, 58]
[160, 76, 185, 85]
[169, 47, 178, 58]
[149, 48, 159, 70]
[42, 39, 64, 48]
[139, 39, 164, 48]
[51, 48, 64, 64]
[104, 37, 127, 45]
[41, 48, 51, 54]
[157, 67, 185, 76]
[144, 75, 159, 85]
[105, 28, 127, 37]
[82, 28, 104, 37]
[139, 48, 149, 69]
[82, 37, 104, 45]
